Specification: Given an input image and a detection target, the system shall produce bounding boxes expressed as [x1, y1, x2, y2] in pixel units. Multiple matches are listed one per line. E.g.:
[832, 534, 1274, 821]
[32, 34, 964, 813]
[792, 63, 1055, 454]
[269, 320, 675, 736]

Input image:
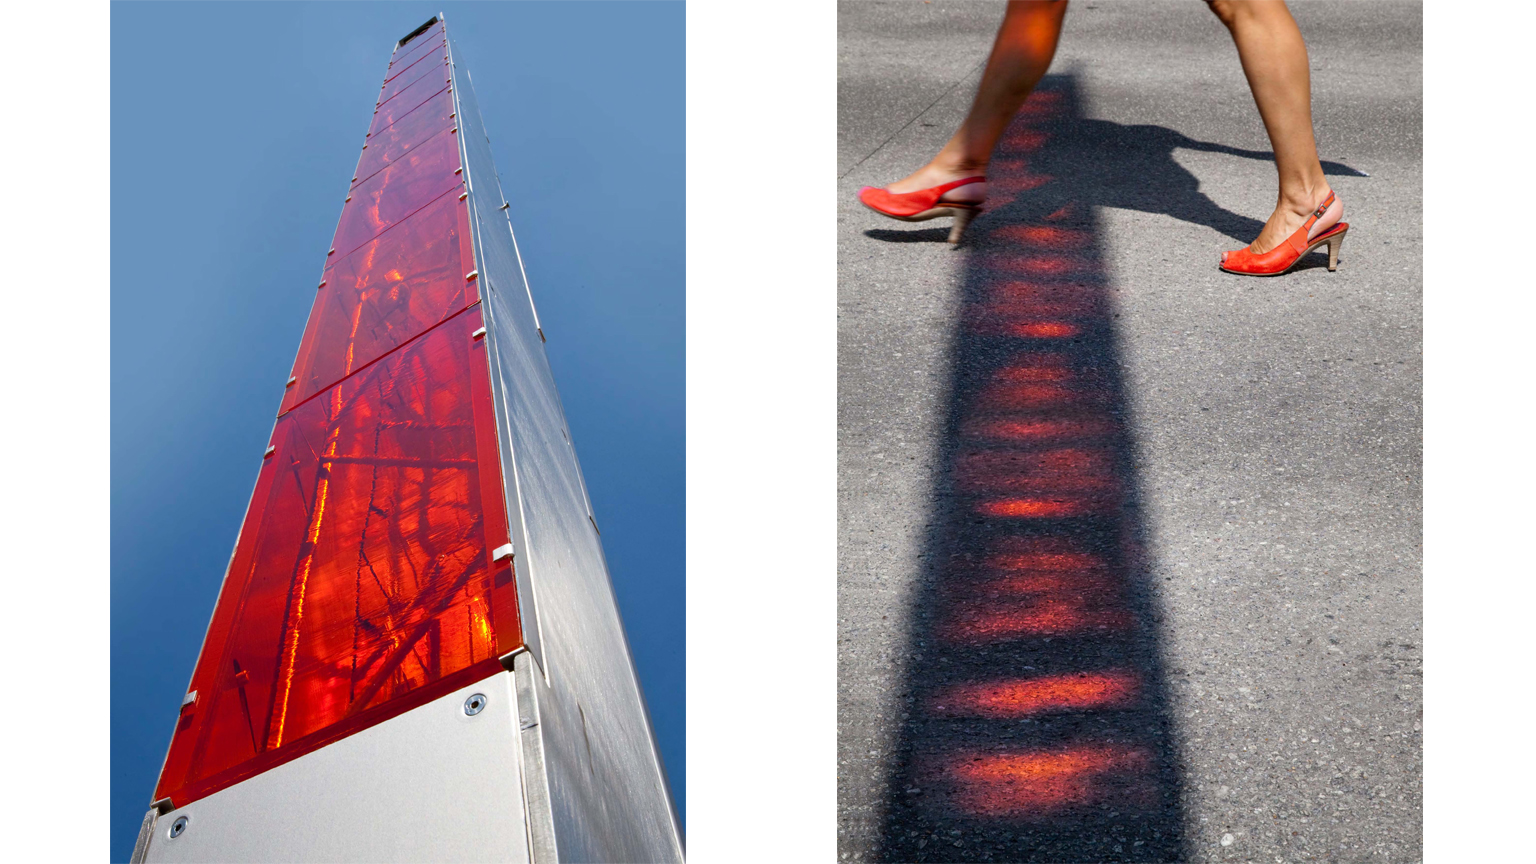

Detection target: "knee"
[1204, 0, 1243, 28]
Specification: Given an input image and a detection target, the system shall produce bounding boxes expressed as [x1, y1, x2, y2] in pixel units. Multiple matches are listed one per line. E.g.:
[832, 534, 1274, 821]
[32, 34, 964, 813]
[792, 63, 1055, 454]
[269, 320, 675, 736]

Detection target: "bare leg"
[887, 0, 1069, 203]
[1207, 0, 1339, 254]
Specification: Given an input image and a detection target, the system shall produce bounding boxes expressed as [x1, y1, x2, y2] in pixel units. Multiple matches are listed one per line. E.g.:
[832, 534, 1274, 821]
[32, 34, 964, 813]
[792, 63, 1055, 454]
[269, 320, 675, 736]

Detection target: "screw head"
[169, 816, 189, 839]
[464, 693, 487, 716]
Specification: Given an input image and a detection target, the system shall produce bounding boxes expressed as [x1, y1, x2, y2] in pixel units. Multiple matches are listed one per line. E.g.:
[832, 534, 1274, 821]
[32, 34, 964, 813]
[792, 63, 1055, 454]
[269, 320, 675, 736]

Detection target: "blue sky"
[109, 2, 684, 858]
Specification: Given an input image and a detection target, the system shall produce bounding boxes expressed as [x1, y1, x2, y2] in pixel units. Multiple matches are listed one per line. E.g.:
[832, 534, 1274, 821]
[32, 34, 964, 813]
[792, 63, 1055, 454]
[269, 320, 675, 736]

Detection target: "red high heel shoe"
[858, 176, 986, 244]
[1220, 190, 1349, 276]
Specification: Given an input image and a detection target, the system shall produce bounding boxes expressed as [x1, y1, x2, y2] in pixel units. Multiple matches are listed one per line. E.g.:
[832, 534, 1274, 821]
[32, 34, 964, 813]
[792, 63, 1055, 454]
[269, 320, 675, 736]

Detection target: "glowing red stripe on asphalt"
[964, 417, 1114, 443]
[934, 670, 1140, 718]
[942, 745, 1154, 817]
[979, 498, 1084, 518]
[1007, 321, 1079, 338]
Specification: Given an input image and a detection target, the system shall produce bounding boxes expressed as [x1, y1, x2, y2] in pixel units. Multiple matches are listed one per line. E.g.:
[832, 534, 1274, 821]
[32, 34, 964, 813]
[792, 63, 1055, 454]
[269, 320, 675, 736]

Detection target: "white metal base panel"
[139, 672, 530, 863]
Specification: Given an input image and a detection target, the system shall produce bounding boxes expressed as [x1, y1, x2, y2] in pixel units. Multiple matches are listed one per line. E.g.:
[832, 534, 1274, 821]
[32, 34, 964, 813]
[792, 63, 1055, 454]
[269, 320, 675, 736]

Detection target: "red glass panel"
[354, 89, 455, 187]
[369, 78, 449, 138]
[379, 41, 444, 90]
[377, 53, 450, 111]
[154, 309, 519, 807]
[386, 33, 444, 82]
[332, 130, 463, 259]
[393, 21, 443, 59]
[282, 192, 478, 413]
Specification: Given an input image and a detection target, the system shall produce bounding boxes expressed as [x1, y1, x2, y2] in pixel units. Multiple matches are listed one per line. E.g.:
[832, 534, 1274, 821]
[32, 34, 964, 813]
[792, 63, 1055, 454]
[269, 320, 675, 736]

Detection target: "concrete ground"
[837, 2, 1421, 862]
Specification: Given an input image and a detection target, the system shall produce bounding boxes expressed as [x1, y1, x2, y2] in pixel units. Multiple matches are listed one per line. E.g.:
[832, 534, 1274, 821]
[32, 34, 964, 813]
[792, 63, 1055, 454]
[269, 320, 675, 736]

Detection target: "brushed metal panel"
[139, 674, 529, 864]
[447, 37, 684, 864]
[514, 650, 560, 863]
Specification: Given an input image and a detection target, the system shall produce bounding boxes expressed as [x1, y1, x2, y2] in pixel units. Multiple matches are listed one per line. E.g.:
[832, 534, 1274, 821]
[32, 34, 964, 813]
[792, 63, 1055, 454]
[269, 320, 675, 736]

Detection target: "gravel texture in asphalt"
[838, 2, 1421, 862]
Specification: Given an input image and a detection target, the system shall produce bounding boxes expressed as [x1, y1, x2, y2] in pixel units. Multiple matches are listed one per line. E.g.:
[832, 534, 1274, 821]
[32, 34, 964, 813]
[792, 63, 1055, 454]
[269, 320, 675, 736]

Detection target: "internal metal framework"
[134, 15, 681, 863]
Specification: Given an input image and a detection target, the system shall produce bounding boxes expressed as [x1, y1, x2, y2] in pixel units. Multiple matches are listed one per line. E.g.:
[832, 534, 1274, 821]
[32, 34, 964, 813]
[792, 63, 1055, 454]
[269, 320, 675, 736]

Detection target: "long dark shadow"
[875, 75, 1186, 863]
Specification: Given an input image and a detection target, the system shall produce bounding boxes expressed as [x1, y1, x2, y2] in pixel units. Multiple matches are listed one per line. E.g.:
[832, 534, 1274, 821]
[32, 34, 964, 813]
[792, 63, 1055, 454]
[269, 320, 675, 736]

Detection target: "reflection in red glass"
[152, 31, 516, 811]
[940, 745, 1154, 817]
[386, 35, 444, 82]
[283, 191, 477, 414]
[393, 22, 443, 57]
[371, 78, 450, 137]
[934, 671, 1139, 718]
[332, 131, 463, 259]
[381, 39, 445, 88]
[378, 55, 450, 111]
[355, 91, 455, 186]
[155, 311, 517, 807]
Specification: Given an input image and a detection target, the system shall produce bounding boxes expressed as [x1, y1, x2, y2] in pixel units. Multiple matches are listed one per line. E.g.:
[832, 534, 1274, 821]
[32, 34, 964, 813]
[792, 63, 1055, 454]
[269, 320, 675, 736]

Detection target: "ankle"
[928, 145, 989, 178]
[1279, 183, 1332, 217]
[943, 157, 989, 177]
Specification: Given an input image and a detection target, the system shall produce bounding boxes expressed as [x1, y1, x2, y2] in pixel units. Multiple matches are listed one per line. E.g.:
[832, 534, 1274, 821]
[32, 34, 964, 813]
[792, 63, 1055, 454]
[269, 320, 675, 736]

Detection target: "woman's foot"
[886, 159, 988, 204]
[1247, 185, 1340, 254]
[1220, 187, 1348, 276]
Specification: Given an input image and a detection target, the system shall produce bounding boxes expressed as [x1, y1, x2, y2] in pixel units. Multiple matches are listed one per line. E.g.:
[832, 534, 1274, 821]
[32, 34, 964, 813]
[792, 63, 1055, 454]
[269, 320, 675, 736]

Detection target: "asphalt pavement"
[837, 2, 1421, 861]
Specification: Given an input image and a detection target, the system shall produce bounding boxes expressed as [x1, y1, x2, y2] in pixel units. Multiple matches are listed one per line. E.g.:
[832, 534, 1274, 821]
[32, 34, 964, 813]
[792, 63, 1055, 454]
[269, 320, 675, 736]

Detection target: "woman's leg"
[1206, 0, 1338, 253]
[887, 0, 1069, 201]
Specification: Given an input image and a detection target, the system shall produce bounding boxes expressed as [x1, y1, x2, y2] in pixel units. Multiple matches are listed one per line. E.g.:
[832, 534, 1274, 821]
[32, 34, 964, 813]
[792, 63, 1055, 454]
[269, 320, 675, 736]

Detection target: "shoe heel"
[948, 208, 976, 245]
[1325, 227, 1347, 271]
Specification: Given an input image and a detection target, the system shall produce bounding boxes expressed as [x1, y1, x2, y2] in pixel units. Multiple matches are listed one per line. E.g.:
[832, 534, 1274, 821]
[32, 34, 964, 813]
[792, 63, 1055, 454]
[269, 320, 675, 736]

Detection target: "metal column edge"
[515, 650, 559, 863]
[130, 807, 157, 864]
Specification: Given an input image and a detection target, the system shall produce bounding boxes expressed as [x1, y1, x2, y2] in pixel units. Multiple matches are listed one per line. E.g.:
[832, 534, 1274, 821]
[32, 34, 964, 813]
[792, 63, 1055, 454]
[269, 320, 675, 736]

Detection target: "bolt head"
[464, 693, 487, 716]
[169, 816, 189, 839]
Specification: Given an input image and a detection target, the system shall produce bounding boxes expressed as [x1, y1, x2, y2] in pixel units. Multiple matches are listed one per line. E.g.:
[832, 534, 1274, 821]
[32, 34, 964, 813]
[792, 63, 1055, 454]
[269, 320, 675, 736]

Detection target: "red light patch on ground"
[936, 745, 1155, 817]
[990, 224, 1091, 249]
[1008, 321, 1080, 338]
[933, 671, 1140, 718]
[957, 448, 1116, 496]
[962, 416, 1115, 444]
[978, 497, 1085, 518]
[940, 538, 1133, 642]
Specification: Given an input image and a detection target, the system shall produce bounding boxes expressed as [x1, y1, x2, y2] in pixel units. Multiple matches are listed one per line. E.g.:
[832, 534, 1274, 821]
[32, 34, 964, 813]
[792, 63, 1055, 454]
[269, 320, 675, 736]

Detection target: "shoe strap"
[1303, 190, 1336, 233]
[1287, 190, 1337, 253]
[933, 176, 987, 195]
